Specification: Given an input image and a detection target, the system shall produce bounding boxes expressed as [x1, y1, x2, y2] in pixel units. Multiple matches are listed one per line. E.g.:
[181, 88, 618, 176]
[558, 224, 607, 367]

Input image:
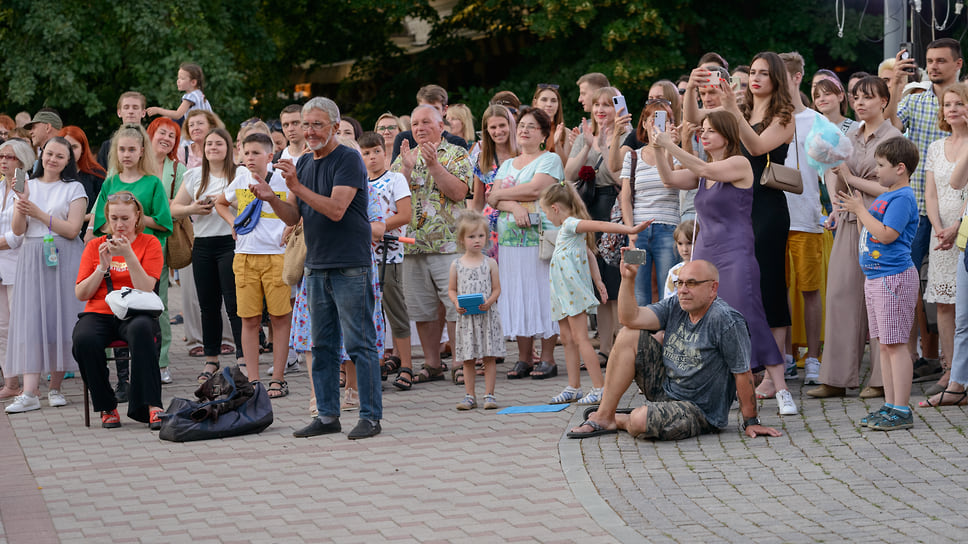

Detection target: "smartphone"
[624, 248, 648, 265]
[201, 195, 215, 205]
[13, 168, 26, 193]
[654, 110, 668, 133]
[527, 212, 541, 226]
[730, 75, 741, 90]
[899, 42, 916, 73]
[612, 95, 628, 116]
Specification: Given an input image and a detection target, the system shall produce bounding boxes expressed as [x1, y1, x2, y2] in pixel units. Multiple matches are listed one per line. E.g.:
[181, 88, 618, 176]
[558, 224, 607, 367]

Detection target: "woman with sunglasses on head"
[487, 107, 562, 379]
[0, 139, 33, 402]
[4, 137, 87, 414]
[73, 192, 164, 429]
[618, 99, 681, 305]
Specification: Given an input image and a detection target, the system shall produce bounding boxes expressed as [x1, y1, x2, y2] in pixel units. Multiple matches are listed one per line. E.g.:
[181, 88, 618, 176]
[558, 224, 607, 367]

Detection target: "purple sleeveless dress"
[693, 179, 782, 371]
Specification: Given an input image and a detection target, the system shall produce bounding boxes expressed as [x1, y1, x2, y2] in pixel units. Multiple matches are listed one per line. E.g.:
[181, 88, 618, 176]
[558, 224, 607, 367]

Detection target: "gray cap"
[25, 111, 63, 130]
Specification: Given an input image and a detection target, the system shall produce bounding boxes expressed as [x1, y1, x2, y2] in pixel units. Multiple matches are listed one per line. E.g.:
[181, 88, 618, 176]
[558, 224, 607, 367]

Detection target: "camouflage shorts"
[632, 330, 716, 441]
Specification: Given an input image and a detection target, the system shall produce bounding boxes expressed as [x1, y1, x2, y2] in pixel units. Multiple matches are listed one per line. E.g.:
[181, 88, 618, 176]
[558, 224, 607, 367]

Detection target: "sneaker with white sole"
[456, 395, 477, 410]
[265, 359, 302, 376]
[776, 389, 798, 415]
[576, 387, 603, 405]
[47, 389, 67, 407]
[551, 386, 583, 404]
[784, 357, 798, 380]
[803, 357, 820, 385]
[160, 368, 173, 384]
[5, 393, 41, 413]
[483, 394, 498, 410]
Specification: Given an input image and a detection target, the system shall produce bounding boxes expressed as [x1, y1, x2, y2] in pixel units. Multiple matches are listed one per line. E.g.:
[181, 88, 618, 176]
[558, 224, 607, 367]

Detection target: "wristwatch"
[742, 416, 761, 431]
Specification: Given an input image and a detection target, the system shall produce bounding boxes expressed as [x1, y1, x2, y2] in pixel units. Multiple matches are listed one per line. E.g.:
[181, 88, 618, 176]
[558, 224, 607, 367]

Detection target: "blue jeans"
[305, 266, 382, 421]
[952, 254, 968, 385]
[634, 223, 680, 306]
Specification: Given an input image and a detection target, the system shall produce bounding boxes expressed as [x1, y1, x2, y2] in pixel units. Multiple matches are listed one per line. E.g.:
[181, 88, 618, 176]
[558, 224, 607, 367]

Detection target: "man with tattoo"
[568, 259, 781, 440]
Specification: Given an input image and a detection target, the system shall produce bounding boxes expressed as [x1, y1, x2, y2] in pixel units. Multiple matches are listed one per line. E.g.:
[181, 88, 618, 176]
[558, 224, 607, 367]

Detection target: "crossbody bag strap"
[629, 149, 637, 208]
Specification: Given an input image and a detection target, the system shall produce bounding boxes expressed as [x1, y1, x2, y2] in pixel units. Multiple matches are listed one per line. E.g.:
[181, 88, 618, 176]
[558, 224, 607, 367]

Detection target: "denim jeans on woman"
[634, 222, 680, 306]
[305, 266, 382, 421]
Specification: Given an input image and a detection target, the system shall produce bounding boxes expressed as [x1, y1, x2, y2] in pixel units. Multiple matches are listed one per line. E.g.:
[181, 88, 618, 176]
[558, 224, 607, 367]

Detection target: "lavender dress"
[692, 179, 782, 371]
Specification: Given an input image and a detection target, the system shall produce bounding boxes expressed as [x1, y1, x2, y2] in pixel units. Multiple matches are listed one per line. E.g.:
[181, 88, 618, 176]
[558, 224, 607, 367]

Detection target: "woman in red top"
[72, 191, 164, 429]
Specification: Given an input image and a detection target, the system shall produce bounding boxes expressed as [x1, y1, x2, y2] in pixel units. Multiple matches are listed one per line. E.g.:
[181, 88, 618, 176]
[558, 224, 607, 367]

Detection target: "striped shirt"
[620, 150, 680, 226]
[897, 88, 946, 214]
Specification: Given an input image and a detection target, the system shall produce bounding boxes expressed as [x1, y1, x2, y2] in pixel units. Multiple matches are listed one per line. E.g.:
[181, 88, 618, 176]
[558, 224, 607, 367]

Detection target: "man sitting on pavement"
[568, 259, 781, 440]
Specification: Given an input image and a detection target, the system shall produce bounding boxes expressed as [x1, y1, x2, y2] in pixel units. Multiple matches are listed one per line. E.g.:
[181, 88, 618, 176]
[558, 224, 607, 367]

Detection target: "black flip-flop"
[567, 419, 618, 439]
[583, 406, 634, 420]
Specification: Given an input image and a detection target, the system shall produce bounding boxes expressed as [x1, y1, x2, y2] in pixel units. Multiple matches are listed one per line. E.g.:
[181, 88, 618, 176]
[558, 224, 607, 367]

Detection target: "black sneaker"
[347, 419, 381, 440]
[115, 380, 130, 404]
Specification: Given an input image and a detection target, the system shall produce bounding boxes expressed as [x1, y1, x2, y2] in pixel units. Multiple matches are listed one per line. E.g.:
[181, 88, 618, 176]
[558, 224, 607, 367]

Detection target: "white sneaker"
[160, 368, 173, 384]
[265, 359, 302, 376]
[48, 389, 67, 407]
[5, 393, 41, 413]
[776, 389, 798, 416]
[803, 358, 820, 385]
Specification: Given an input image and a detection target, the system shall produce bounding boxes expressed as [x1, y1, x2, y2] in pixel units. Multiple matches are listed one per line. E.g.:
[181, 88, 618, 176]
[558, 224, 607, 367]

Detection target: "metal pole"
[884, 0, 907, 61]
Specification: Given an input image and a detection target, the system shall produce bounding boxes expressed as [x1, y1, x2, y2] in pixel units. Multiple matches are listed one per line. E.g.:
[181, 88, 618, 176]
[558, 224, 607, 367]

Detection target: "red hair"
[57, 126, 105, 178]
[146, 117, 182, 162]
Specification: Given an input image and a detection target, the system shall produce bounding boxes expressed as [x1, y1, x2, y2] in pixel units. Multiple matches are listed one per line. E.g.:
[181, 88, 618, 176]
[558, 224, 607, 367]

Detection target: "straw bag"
[282, 223, 306, 285]
[165, 168, 193, 269]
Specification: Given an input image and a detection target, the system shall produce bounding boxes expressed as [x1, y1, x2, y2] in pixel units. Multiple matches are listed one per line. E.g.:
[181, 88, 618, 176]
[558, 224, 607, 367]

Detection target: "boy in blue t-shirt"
[836, 136, 921, 431]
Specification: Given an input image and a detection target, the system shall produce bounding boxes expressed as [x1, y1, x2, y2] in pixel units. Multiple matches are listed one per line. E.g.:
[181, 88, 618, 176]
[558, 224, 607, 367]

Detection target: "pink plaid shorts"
[864, 267, 918, 345]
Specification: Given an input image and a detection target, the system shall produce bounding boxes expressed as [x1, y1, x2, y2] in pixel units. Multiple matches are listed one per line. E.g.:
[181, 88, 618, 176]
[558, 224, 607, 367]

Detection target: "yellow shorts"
[786, 232, 823, 292]
[233, 253, 292, 318]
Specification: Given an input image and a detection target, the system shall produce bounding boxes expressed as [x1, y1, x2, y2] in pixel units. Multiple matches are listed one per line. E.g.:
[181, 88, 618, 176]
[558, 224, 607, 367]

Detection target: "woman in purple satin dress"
[651, 110, 798, 416]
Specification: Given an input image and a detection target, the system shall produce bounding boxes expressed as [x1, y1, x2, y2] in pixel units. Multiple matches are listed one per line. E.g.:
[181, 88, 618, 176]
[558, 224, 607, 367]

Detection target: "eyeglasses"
[301, 121, 332, 131]
[0, 154, 18, 161]
[645, 98, 672, 107]
[537, 83, 559, 90]
[375, 125, 398, 132]
[673, 279, 714, 289]
[107, 193, 137, 202]
[518, 123, 540, 132]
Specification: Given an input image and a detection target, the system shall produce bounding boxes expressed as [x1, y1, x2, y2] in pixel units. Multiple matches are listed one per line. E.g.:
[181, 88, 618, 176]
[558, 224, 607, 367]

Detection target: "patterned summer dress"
[453, 257, 505, 362]
[924, 138, 968, 304]
[549, 216, 598, 321]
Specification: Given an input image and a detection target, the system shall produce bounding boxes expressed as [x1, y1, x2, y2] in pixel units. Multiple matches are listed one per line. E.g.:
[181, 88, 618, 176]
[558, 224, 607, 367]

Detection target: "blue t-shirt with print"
[858, 186, 919, 279]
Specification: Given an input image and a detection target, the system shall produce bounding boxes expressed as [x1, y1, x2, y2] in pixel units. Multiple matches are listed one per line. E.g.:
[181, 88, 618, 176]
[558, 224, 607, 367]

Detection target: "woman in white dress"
[0, 139, 32, 401]
[4, 137, 87, 413]
[923, 83, 968, 395]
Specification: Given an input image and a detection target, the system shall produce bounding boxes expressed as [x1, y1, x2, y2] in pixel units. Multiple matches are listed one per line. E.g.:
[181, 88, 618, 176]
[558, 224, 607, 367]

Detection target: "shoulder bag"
[165, 166, 194, 269]
[759, 127, 803, 194]
[282, 222, 307, 286]
[598, 151, 637, 266]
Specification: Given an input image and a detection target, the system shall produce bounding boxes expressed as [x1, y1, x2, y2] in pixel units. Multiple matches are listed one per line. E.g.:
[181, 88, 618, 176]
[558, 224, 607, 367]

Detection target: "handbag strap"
[765, 126, 800, 169]
[629, 150, 637, 208]
[103, 267, 114, 293]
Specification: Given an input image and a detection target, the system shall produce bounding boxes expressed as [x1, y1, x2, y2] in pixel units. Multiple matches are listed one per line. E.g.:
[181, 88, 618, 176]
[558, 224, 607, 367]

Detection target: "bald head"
[680, 259, 719, 281]
[675, 259, 719, 315]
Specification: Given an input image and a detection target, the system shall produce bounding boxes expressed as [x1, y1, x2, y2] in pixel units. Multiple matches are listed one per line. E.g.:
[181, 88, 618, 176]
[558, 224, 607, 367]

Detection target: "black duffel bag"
[159, 365, 273, 442]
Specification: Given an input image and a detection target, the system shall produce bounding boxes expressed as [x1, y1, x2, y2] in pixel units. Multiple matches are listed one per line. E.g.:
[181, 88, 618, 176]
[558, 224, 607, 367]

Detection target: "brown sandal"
[412, 365, 444, 384]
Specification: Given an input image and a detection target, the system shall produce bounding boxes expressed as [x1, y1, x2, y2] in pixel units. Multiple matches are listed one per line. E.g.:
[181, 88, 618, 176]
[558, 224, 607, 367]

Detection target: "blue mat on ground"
[496, 404, 570, 414]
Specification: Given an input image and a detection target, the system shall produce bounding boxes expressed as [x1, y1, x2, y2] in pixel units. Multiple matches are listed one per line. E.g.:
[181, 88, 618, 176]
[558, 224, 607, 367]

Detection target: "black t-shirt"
[295, 145, 371, 269]
[622, 131, 644, 151]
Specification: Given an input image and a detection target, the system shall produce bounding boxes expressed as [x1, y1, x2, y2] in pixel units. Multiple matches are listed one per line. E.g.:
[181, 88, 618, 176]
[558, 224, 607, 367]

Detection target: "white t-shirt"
[663, 261, 685, 299]
[223, 169, 291, 255]
[369, 170, 411, 263]
[23, 178, 87, 238]
[784, 109, 824, 233]
[279, 146, 306, 163]
[182, 89, 211, 112]
[181, 167, 241, 238]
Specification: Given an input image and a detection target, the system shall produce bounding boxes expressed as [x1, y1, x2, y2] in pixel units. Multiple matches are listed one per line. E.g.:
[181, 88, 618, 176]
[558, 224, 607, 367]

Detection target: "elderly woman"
[487, 107, 562, 379]
[73, 192, 164, 429]
[0, 139, 31, 400]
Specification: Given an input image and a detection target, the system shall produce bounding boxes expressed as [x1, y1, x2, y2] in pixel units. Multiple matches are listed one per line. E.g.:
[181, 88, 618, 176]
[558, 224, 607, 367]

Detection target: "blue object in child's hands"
[457, 293, 486, 315]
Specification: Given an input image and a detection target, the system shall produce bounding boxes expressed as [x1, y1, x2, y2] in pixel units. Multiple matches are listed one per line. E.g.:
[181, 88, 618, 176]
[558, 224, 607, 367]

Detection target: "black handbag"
[159, 366, 274, 442]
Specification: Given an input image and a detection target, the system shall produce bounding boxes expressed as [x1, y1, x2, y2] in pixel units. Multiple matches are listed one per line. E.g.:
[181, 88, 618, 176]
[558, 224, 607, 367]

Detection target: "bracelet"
[95, 265, 107, 274]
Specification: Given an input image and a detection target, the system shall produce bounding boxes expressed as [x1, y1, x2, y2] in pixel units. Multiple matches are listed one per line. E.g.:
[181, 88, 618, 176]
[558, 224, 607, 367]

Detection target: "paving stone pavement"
[2, 282, 967, 543]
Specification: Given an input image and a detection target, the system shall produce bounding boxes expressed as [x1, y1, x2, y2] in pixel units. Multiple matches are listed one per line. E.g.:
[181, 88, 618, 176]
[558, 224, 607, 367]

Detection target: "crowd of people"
[1, 42, 967, 441]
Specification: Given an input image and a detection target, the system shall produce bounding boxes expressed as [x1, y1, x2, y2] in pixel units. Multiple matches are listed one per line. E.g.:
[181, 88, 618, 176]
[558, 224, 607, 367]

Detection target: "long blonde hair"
[540, 182, 597, 253]
[108, 124, 159, 178]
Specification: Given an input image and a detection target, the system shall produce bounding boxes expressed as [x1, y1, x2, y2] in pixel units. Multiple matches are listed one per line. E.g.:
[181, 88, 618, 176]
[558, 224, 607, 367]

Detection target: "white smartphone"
[612, 95, 628, 115]
[13, 168, 26, 193]
[654, 110, 668, 133]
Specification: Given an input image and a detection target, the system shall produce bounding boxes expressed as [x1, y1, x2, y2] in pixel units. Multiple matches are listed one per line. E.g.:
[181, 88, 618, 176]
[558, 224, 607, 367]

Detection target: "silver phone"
[612, 95, 628, 115]
[13, 168, 26, 193]
[624, 248, 648, 265]
[654, 111, 668, 133]
[528, 212, 541, 226]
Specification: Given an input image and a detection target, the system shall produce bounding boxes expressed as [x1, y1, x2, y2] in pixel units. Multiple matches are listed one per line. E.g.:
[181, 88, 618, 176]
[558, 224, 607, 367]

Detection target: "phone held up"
[654, 110, 667, 133]
[13, 168, 26, 194]
[624, 248, 648, 265]
[899, 42, 915, 73]
[612, 94, 628, 116]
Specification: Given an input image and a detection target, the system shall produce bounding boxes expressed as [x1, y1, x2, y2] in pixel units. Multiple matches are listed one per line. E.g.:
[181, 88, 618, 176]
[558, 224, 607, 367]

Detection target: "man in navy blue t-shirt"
[252, 96, 382, 440]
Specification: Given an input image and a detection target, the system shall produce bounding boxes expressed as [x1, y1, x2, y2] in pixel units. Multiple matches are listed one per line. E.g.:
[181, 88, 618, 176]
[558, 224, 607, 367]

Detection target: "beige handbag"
[282, 223, 306, 286]
[956, 217, 968, 251]
[539, 228, 557, 261]
[164, 169, 194, 269]
[759, 130, 803, 194]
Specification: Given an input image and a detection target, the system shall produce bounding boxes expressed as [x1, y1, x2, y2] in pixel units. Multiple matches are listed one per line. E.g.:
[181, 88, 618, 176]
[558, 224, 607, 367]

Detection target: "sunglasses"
[107, 193, 137, 203]
[645, 98, 672, 107]
[537, 83, 560, 90]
